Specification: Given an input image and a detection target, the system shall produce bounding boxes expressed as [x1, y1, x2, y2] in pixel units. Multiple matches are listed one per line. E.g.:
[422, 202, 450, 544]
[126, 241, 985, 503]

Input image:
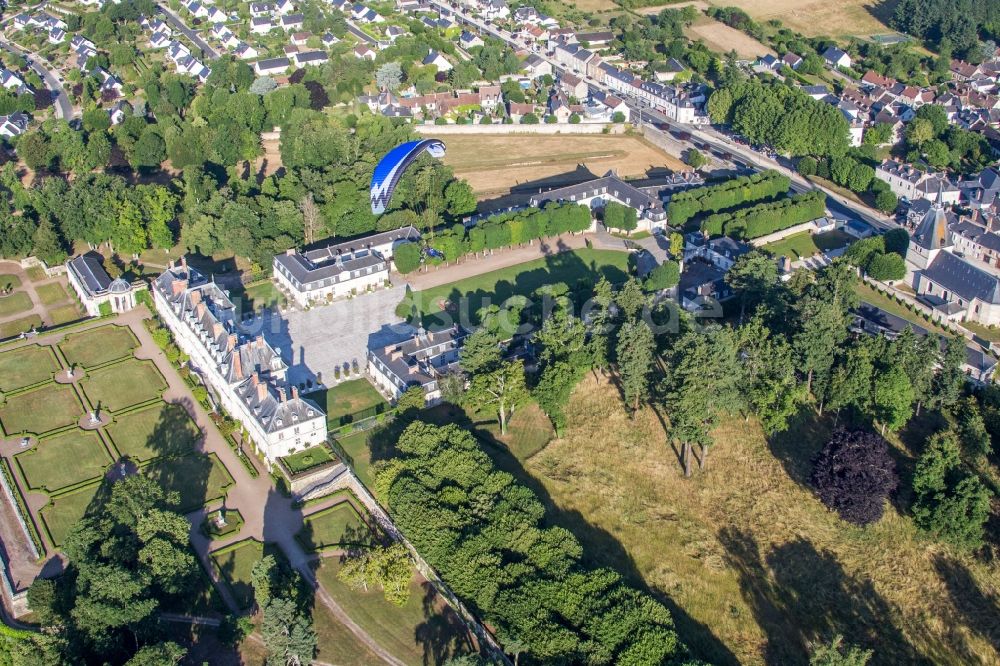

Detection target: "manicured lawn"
[962, 320, 1000, 345]
[0, 345, 59, 392]
[763, 230, 854, 261]
[16, 430, 112, 492]
[0, 315, 42, 340]
[0, 383, 82, 436]
[280, 444, 336, 475]
[0, 274, 22, 291]
[210, 539, 265, 611]
[399, 249, 631, 325]
[48, 304, 84, 326]
[144, 453, 234, 513]
[297, 501, 369, 553]
[35, 282, 69, 307]
[234, 280, 285, 312]
[105, 402, 201, 462]
[316, 559, 474, 666]
[815, 230, 856, 252]
[81, 360, 167, 412]
[0, 292, 32, 318]
[25, 266, 46, 283]
[335, 430, 374, 489]
[40, 482, 100, 547]
[59, 325, 138, 368]
[855, 282, 955, 338]
[312, 379, 388, 427]
[313, 597, 385, 666]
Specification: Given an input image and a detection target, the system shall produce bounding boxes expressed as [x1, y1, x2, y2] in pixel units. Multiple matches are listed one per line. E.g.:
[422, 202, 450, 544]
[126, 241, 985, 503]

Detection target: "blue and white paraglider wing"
[370, 139, 447, 215]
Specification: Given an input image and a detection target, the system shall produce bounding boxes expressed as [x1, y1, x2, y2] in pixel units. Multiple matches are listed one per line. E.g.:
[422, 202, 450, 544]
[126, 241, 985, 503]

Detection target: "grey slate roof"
[369, 326, 466, 389]
[528, 171, 665, 220]
[67, 253, 112, 297]
[912, 201, 954, 251]
[951, 220, 1000, 253]
[922, 250, 1000, 304]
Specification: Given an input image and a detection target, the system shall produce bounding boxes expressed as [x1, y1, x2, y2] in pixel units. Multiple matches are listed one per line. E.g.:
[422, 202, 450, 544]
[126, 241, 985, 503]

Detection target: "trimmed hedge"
[0, 458, 45, 557]
[668, 170, 790, 227]
[701, 191, 827, 240]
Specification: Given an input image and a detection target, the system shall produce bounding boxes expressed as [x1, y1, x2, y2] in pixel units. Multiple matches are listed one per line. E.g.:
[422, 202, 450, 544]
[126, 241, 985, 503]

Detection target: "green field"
[0, 292, 32, 318]
[81, 360, 167, 412]
[40, 482, 100, 547]
[297, 501, 369, 553]
[235, 280, 285, 312]
[211, 539, 265, 610]
[399, 249, 631, 325]
[144, 453, 234, 513]
[0, 345, 59, 392]
[0, 383, 82, 436]
[16, 430, 111, 492]
[48, 304, 83, 326]
[59, 325, 138, 368]
[280, 444, 336, 475]
[335, 431, 375, 489]
[316, 559, 474, 666]
[35, 282, 69, 307]
[762, 230, 854, 260]
[0, 274, 22, 291]
[105, 403, 201, 462]
[0, 315, 42, 340]
[312, 379, 388, 427]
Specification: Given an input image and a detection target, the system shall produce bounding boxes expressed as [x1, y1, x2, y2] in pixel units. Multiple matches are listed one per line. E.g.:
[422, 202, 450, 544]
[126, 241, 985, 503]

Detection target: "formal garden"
[210, 538, 270, 611]
[296, 495, 371, 554]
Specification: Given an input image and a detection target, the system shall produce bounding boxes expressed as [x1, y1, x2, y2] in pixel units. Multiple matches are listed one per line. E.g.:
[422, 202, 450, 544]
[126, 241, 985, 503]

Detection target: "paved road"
[0, 40, 73, 119]
[435, 1, 897, 233]
[156, 3, 219, 60]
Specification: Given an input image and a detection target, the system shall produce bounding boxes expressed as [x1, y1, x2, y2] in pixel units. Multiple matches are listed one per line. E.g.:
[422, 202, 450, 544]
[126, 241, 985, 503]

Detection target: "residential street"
[0, 39, 73, 120]
[155, 3, 219, 60]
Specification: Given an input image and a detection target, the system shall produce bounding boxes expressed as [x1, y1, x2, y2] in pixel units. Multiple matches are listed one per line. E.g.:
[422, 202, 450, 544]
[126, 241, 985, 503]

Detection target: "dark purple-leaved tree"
[811, 428, 899, 525]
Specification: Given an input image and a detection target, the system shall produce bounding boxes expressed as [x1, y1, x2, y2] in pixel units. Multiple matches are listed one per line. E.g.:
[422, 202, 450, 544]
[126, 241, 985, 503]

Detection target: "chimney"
[196, 302, 206, 319]
[279, 387, 286, 402]
[171, 279, 188, 296]
[232, 350, 243, 380]
[256, 334, 264, 349]
[228, 334, 237, 351]
[189, 290, 201, 306]
[286, 248, 295, 255]
[180, 256, 187, 271]
[291, 386, 299, 399]
[257, 381, 268, 403]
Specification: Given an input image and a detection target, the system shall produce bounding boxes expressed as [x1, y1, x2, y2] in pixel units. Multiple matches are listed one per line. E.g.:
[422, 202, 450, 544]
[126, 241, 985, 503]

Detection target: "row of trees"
[667, 169, 790, 228]
[700, 190, 827, 239]
[379, 421, 683, 664]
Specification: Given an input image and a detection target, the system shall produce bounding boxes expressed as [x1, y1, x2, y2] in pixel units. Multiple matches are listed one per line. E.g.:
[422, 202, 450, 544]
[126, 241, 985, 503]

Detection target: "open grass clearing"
[468, 400, 555, 461]
[48, 304, 84, 326]
[441, 134, 689, 196]
[316, 559, 475, 666]
[312, 379, 389, 427]
[496, 374, 1000, 664]
[0, 345, 58, 392]
[0, 315, 42, 340]
[704, 0, 892, 37]
[58, 324, 137, 369]
[686, 14, 775, 58]
[0, 273, 22, 291]
[210, 539, 267, 611]
[105, 402, 200, 462]
[16, 429, 111, 492]
[40, 482, 100, 548]
[280, 444, 336, 476]
[400, 249, 631, 326]
[762, 230, 854, 260]
[145, 453, 234, 514]
[0, 383, 81, 436]
[0, 292, 32, 318]
[81, 359, 167, 413]
[297, 501, 369, 553]
[35, 282, 69, 307]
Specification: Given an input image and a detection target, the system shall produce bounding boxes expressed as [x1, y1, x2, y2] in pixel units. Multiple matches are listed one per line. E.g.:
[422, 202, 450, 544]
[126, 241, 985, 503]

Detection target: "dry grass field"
[442, 134, 689, 196]
[564, 0, 619, 11]
[505, 375, 999, 665]
[686, 15, 776, 58]
[705, 0, 891, 37]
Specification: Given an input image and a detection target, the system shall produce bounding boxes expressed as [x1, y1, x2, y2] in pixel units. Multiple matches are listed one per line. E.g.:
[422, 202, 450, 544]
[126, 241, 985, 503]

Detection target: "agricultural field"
[495, 375, 999, 665]
[442, 134, 689, 196]
[686, 13, 775, 58]
[704, 0, 891, 37]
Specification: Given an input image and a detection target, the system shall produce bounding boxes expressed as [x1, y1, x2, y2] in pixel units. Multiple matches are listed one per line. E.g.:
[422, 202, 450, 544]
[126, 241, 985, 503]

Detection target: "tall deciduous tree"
[467, 360, 528, 435]
[616, 319, 655, 413]
[337, 543, 413, 606]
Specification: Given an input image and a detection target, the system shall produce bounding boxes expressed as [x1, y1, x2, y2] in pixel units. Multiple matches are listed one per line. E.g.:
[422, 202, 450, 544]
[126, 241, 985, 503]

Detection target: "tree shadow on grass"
[931, 555, 1000, 657]
[369, 403, 739, 665]
[414, 582, 476, 666]
[718, 528, 931, 665]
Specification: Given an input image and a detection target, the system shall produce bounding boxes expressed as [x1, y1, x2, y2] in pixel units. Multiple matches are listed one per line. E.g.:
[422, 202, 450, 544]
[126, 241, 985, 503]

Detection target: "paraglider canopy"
[370, 139, 447, 215]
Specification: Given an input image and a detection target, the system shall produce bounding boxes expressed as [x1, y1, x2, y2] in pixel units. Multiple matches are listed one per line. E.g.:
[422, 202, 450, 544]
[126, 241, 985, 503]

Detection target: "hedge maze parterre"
[0, 322, 237, 554]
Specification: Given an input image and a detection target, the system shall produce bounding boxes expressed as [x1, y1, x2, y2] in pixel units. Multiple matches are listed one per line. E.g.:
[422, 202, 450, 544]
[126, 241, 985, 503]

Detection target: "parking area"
[246, 286, 413, 388]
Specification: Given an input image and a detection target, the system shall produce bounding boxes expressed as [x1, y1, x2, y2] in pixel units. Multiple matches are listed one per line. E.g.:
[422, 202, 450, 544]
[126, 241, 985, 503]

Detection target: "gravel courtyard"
[243, 286, 414, 389]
